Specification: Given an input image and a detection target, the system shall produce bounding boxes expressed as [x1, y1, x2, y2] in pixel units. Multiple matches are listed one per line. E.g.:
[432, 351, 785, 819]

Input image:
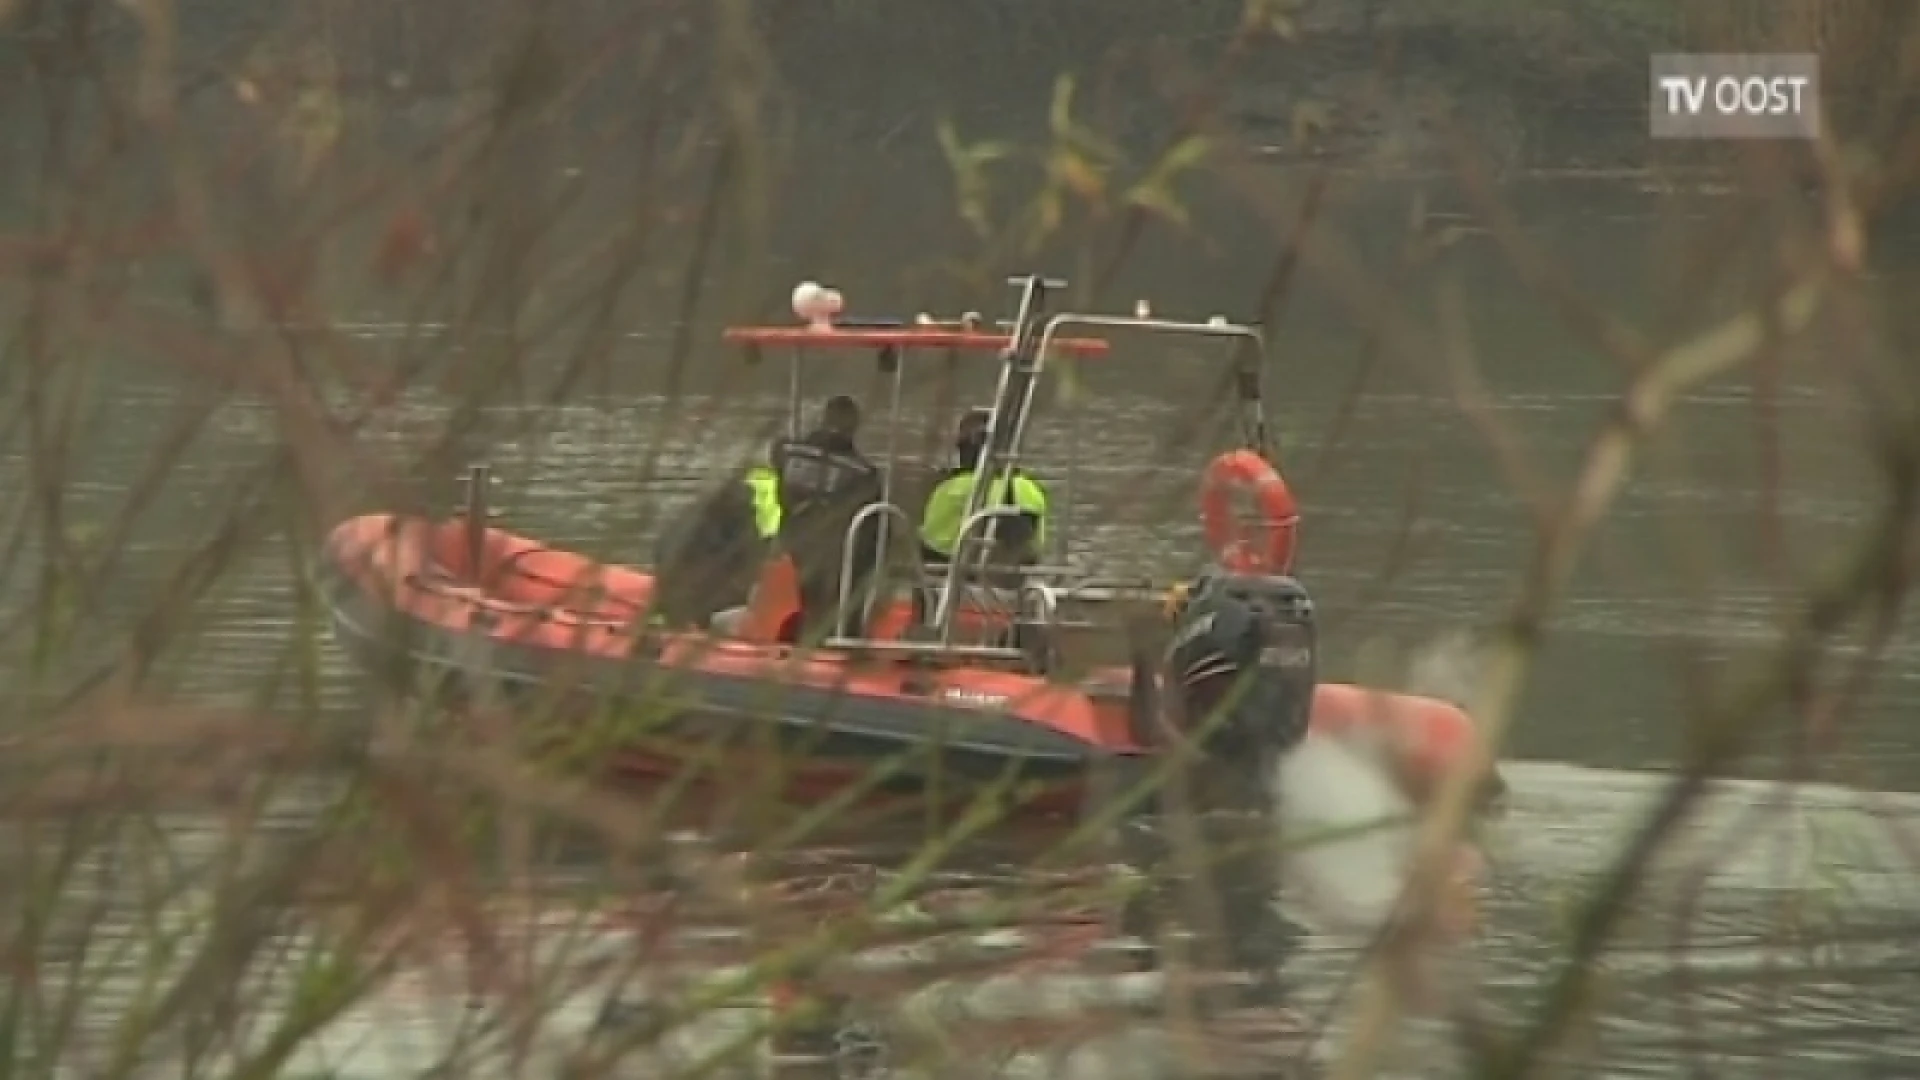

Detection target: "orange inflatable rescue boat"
[321, 514, 1498, 819]
[320, 277, 1503, 829]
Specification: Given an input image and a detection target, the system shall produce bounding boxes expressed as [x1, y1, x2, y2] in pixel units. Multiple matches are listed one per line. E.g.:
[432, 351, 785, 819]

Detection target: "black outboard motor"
[1163, 571, 1318, 762]
[1136, 570, 1319, 1009]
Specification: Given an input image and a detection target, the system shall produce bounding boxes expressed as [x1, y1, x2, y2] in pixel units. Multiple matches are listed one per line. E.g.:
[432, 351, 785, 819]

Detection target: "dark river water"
[6, 154, 1920, 1077]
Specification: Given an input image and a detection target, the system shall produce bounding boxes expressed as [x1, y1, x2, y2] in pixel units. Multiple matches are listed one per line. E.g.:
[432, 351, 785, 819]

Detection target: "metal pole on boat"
[872, 345, 907, 629]
[931, 274, 1062, 641]
[786, 347, 804, 438]
[1234, 337, 1274, 462]
[1035, 312, 1271, 480]
[462, 463, 491, 583]
[1062, 372, 1079, 568]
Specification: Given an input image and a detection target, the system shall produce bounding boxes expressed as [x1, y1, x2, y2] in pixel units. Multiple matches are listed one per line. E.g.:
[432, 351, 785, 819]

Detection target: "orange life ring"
[1199, 449, 1299, 574]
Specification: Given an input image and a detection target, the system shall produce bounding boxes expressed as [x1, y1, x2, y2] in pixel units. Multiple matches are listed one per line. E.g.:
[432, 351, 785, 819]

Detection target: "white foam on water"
[1273, 732, 1422, 935]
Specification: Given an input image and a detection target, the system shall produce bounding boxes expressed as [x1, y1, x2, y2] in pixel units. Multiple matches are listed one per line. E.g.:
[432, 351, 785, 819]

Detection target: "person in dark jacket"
[769, 395, 885, 640]
[1122, 574, 1305, 1010]
[770, 395, 872, 499]
[653, 441, 785, 628]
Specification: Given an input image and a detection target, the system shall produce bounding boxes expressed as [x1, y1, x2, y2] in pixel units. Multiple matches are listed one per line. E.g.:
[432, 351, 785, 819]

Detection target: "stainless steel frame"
[771, 275, 1271, 663]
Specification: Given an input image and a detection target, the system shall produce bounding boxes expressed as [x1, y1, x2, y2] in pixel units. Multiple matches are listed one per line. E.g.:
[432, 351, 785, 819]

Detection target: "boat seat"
[912, 580, 1022, 620]
[895, 577, 1062, 674]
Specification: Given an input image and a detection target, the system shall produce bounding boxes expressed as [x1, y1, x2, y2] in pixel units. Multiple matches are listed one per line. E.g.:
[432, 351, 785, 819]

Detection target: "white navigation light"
[791, 281, 844, 330]
[791, 281, 823, 318]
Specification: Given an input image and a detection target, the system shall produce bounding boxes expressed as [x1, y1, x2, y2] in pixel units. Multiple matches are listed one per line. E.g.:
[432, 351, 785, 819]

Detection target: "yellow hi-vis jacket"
[918, 469, 1048, 559]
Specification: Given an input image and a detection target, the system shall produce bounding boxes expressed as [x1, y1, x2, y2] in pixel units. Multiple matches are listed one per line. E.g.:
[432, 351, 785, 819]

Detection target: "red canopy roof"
[723, 326, 1110, 357]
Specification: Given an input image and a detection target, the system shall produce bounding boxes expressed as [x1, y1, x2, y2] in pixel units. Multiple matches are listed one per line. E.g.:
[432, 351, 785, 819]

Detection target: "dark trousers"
[1117, 683, 1294, 1009]
[784, 513, 881, 642]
